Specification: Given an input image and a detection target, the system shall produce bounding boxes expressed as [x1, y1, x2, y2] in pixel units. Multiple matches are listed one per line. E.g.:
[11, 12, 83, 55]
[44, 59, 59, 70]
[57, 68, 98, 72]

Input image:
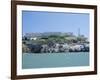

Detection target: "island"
[22, 32, 89, 53]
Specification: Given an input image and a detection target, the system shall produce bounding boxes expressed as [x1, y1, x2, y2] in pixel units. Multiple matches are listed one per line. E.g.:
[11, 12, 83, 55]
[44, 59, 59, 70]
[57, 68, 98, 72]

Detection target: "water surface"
[22, 52, 89, 69]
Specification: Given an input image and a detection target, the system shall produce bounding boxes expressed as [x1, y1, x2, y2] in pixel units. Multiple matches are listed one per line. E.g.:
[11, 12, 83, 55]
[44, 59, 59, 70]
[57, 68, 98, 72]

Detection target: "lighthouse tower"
[78, 28, 80, 37]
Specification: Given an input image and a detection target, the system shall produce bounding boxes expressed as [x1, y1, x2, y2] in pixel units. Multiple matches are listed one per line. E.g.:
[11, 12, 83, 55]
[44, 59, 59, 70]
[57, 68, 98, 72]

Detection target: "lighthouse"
[78, 28, 80, 37]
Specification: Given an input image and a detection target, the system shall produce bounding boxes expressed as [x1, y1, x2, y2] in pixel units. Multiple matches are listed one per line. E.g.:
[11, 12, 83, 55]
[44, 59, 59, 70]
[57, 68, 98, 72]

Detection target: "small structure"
[30, 37, 37, 40]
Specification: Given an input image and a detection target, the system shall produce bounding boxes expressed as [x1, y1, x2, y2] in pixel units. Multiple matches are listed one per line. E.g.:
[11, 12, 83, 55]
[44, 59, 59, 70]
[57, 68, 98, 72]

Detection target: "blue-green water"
[22, 52, 89, 69]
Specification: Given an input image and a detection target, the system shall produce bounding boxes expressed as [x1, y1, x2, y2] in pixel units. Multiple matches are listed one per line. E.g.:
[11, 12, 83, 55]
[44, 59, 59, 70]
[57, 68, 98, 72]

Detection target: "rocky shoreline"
[22, 42, 89, 53]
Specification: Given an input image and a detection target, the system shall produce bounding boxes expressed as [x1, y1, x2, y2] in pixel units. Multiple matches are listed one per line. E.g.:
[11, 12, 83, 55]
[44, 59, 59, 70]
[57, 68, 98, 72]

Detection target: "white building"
[30, 37, 37, 40]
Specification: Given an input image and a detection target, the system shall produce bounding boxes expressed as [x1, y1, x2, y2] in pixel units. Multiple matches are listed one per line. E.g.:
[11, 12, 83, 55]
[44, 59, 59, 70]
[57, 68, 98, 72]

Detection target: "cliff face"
[22, 44, 30, 53]
[22, 42, 89, 53]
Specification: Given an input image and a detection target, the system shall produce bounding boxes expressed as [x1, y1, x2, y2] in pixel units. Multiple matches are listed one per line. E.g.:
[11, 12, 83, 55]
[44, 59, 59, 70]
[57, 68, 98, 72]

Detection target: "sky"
[22, 11, 89, 38]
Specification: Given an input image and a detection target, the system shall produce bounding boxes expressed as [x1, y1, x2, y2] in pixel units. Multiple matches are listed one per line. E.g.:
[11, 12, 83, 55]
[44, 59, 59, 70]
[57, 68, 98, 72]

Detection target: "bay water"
[22, 52, 89, 69]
